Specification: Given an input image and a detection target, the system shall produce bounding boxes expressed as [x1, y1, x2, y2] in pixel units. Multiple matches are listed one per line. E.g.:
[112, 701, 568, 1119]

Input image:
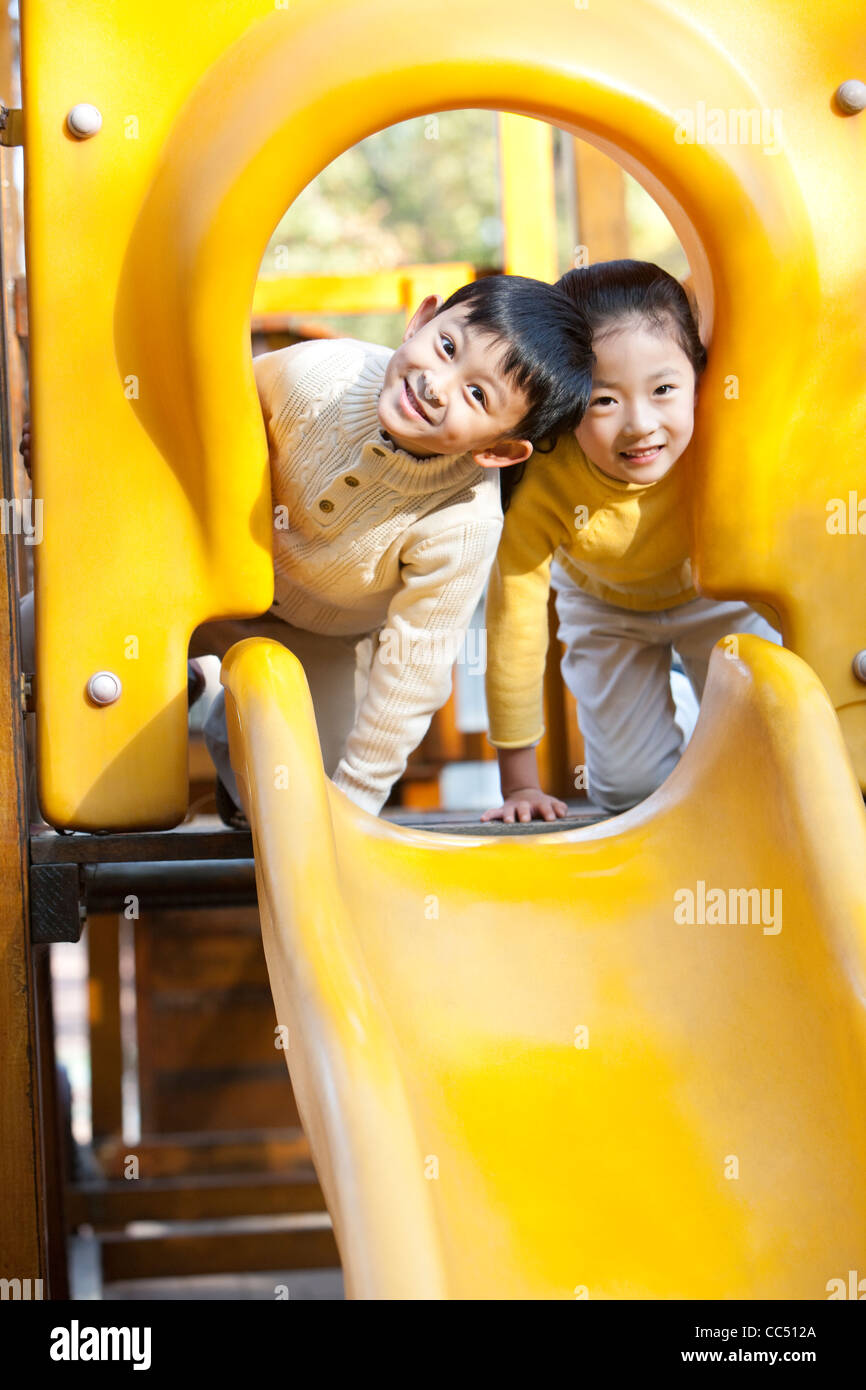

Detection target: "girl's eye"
[655, 384, 675, 396]
[469, 385, 486, 406]
[440, 335, 455, 358]
[592, 395, 615, 407]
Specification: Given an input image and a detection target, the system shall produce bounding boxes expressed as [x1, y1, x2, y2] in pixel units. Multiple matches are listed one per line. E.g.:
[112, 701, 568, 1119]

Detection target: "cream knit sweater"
[253, 337, 504, 814]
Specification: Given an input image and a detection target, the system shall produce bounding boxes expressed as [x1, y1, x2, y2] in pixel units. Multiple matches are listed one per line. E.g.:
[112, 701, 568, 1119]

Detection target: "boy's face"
[378, 297, 533, 467]
[575, 319, 696, 485]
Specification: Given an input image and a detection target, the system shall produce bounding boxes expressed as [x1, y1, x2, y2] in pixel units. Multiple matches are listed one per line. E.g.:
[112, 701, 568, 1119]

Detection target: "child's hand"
[19, 415, 31, 479]
[481, 787, 568, 825]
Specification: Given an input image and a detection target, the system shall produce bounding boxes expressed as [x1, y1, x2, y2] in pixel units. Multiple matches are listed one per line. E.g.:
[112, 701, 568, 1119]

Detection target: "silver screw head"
[86, 670, 122, 705]
[835, 80, 866, 114]
[67, 103, 103, 138]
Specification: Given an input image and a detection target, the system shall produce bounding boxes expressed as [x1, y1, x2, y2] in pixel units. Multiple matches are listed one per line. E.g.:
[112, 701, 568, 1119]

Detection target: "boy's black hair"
[437, 274, 593, 445]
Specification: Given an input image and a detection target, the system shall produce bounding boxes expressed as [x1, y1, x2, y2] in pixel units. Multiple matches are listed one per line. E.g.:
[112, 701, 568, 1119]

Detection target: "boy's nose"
[419, 371, 444, 407]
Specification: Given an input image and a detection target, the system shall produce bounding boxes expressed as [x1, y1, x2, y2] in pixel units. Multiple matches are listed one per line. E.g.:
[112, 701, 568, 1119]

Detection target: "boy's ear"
[403, 294, 443, 343]
[471, 438, 534, 469]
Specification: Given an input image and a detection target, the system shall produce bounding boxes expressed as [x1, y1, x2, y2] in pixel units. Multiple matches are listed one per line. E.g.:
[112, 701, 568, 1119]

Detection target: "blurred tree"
[258, 111, 686, 346]
[262, 111, 502, 278]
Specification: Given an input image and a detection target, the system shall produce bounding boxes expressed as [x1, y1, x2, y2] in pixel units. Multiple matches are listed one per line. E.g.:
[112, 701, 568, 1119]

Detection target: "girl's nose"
[622, 400, 658, 438]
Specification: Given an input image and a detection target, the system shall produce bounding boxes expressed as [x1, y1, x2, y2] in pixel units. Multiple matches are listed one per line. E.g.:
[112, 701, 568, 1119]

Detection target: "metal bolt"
[20, 672, 35, 713]
[835, 80, 866, 114]
[852, 650, 866, 684]
[0, 103, 24, 147]
[66, 103, 103, 138]
[86, 671, 122, 705]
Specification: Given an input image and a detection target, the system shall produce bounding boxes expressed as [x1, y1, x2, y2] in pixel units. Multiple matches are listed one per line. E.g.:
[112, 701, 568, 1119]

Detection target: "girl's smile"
[619, 443, 664, 463]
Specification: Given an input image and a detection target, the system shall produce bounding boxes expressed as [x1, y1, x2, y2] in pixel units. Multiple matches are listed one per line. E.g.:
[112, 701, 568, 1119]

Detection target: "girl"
[482, 259, 781, 824]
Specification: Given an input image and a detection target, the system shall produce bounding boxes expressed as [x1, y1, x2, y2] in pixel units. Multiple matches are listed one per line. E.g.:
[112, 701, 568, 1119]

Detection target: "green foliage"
[263, 111, 502, 277]
[257, 111, 687, 347]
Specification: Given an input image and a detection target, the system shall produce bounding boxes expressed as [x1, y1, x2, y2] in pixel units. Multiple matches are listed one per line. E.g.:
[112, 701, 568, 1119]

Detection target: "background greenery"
[259, 111, 688, 347]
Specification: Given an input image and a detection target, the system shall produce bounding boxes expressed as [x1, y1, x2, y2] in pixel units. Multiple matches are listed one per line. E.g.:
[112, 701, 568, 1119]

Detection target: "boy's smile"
[378, 298, 533, 467]
[400, 374, 436, 424]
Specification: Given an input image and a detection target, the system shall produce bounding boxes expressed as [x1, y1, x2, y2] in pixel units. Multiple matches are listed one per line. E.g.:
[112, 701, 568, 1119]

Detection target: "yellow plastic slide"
[221, 633, 866, 1299]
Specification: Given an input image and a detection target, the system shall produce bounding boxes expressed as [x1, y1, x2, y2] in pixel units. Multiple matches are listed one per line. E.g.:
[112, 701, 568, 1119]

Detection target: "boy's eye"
[592, 395, 616, 407]
[655, 383, 675, 396]
[440, 334, 455, 357]
[469, 385, 486, 407]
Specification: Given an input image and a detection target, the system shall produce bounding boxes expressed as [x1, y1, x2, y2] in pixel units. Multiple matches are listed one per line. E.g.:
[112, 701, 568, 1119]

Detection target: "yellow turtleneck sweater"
[484, 433, 697, 748]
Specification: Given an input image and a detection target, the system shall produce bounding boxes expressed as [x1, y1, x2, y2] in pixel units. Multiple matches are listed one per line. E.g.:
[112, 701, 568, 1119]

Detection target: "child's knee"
[590, 777, 652, 814]
[202, 687, 228, 751]
[587, 749, 679, 813]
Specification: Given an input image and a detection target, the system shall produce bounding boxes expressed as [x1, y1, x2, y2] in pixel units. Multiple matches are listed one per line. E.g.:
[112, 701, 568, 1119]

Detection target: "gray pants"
[550, 560, 783, 812]
[190, 611, 376, 807]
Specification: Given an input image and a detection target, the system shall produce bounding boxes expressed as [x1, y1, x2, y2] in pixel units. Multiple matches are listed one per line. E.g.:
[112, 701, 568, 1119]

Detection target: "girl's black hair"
[556, 259, 708, 380]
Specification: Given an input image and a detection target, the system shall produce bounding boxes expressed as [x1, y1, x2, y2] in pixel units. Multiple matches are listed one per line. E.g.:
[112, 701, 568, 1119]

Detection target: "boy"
[194, 274, 592, 820]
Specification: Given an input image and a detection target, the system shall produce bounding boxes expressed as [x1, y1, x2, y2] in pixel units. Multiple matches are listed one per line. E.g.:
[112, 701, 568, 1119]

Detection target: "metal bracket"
[29, 827, 257, 943]
[0, 104, 24, 148]
[30, 863, 86, 944]
[21, 671, 34, 713]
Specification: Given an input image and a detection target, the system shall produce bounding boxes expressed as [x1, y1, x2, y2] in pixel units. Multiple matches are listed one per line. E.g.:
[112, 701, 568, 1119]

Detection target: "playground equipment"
[223, 634, 866, 1298]
[18, 0, 866, 828]
[4, 0, 865, 1296]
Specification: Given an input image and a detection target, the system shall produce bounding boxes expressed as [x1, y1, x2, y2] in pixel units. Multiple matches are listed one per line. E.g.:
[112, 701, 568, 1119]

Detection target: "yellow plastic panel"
[222, 633, 866, 1298]
[22, 0, 866, 828]
[22, 0, 276, 827]
[252, 265, 475, 318]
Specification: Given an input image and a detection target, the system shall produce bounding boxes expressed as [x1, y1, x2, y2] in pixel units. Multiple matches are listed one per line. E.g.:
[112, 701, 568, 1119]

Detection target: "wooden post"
[572, 138, 629, 262]
[33, 945, 70, 1298]
[0, 170, 48, 1299]
[88, 914, 125, 1144]
[1, 9, 29, 585]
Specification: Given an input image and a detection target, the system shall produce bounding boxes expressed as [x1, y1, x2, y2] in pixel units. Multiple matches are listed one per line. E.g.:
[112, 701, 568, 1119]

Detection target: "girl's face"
[575, 317, 697, 485]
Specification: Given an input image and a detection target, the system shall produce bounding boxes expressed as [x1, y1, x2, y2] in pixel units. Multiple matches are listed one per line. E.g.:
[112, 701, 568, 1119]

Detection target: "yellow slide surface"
[221, 634, 866, 1299]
